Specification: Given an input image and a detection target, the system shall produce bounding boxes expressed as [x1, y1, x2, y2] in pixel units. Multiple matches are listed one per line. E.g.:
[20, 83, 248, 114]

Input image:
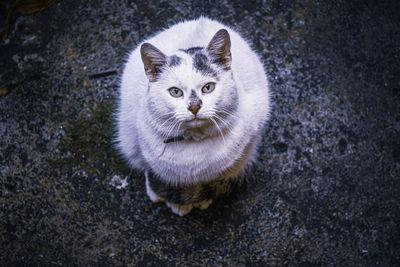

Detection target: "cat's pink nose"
[188, 105, 200, 115]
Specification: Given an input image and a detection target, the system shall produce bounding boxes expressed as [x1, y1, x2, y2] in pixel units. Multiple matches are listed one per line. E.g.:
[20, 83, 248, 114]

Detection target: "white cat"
[116, 17, 270, 216]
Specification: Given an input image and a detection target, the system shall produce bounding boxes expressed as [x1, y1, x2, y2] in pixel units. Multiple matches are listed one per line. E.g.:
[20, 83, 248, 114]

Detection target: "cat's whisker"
[211, 112, 230, 123]
[209, 117, 226, 145]
[210, 115, 244, 154]
[162, 119, 180, 142]
[173, 121, 183, 146]
[213, 114, 234, 131]
[201, 111, 234, 132]
[218, 109, 240, 119]
[153, 111, 176, 122]
[157, 111, 176, 117]
[206, 108, 238, 121]
[163, 118, 185, 144]
[159, 115, 176, 129]
[168, 121, 181, 140]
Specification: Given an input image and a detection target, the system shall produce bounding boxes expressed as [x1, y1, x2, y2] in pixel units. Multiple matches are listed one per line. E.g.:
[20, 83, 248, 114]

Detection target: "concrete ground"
[1, 0, 399, 265]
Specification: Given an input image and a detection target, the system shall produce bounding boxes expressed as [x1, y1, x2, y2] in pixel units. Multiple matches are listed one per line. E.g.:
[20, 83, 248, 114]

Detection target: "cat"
[116, 17, 270, 216]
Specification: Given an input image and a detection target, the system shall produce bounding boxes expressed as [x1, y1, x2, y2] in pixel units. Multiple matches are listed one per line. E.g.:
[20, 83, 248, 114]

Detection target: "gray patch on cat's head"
[168, 55, 182, 67]
[180, 47, 204, 55]
[179, 47, 218, 77]
[189, 89, 197, 99]
[188, 89, 203, 107]
[193, 53, 217, 76]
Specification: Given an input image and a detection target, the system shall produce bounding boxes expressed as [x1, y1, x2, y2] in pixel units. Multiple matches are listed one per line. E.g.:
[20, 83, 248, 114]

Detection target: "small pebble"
[0, 88, 9, 96]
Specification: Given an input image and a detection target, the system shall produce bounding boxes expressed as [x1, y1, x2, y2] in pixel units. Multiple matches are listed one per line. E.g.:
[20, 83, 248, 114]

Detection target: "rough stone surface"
[1, 0, 399, 265]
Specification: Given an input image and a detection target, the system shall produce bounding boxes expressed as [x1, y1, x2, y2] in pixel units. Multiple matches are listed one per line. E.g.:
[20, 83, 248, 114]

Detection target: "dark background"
[0, 0, 399, 265]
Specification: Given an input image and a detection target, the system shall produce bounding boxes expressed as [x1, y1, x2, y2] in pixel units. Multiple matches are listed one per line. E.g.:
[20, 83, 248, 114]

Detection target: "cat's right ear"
[140, 43, 167, 81]
[207, 29, 231, 70]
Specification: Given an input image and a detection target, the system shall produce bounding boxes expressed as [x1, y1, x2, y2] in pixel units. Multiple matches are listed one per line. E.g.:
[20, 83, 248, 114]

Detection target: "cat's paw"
[166, 202, 193, 216]
[193, 199, 213, 210]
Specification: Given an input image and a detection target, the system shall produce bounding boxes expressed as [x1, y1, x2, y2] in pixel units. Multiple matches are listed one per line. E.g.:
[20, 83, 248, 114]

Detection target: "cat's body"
[116, 17, 270, 216]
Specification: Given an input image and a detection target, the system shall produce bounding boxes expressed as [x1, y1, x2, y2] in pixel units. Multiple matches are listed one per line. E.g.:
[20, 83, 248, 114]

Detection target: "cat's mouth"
[185, 117, 209, 128]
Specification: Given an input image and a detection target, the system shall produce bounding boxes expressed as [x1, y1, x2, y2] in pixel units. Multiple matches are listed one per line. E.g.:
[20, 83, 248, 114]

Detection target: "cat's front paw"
[166, 202, 193, 216]
[166, 199, 213, 216]
[193, 199, 213, 210]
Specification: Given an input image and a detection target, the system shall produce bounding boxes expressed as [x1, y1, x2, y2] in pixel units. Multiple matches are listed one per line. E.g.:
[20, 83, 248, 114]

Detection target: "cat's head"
[140, 29, 238, 137]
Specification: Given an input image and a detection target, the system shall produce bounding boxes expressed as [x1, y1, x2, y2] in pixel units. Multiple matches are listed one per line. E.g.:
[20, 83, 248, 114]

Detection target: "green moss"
[54, 101, 125, 174]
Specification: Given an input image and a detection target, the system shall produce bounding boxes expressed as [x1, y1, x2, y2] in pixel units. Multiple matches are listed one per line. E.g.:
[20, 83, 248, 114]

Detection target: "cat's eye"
[169, 87, 183, 97]
[201, 82, 215, 94]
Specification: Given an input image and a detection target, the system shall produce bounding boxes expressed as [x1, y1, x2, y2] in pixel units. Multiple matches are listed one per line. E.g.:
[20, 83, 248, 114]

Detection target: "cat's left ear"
[207, 29, 231, 70]
[140, 43, 167, 81]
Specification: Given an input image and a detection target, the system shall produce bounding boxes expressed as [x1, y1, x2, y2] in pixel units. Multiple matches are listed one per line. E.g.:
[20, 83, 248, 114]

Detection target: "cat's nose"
[188, 105, 201, 115]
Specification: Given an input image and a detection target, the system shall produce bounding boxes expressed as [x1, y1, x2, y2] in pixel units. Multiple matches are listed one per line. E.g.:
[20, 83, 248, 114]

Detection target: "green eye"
[201, 82, 215, 94]
[169, 87, 183, 97]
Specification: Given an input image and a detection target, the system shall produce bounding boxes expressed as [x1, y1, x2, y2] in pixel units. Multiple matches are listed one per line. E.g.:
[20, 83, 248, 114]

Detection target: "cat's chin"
[184, 118, 209, 128]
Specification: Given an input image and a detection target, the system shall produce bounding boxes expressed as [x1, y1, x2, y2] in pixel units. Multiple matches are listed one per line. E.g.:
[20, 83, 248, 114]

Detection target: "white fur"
[166, 202, 193, 217]
[145, 172, 164, 203]
[116, 17, 270, 187]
